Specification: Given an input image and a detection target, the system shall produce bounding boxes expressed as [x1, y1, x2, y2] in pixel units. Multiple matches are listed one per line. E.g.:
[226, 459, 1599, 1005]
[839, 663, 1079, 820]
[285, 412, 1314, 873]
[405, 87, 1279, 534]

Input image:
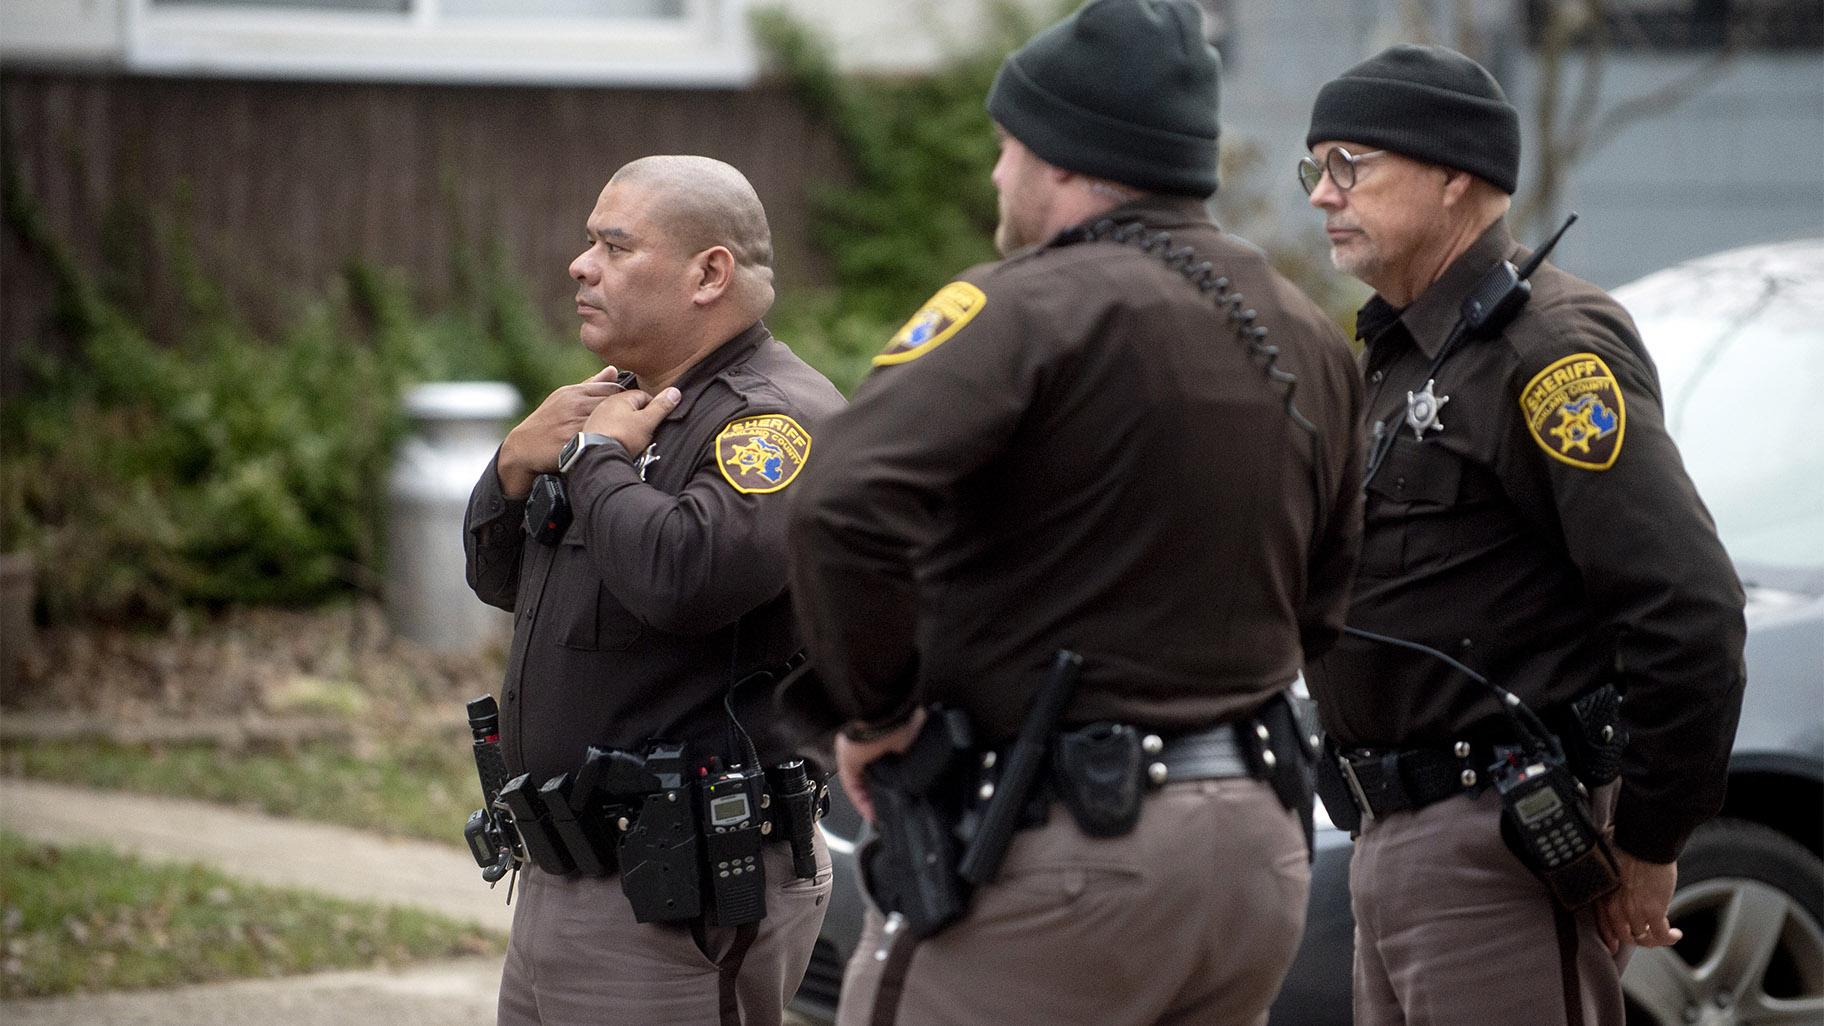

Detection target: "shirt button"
[1370, 370, 1385, 383]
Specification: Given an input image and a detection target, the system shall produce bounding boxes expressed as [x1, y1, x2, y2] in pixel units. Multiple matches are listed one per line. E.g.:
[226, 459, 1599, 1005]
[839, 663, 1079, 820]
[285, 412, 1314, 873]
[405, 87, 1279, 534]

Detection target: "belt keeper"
[1143, 733, 1167, 786]
[1254, 722, 1278, 772]
[1380, 752, 1406, 808]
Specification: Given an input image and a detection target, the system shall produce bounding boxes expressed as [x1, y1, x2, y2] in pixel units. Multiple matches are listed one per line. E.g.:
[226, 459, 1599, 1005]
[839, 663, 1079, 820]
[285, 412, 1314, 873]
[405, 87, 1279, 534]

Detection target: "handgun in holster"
[860, 649, 1084, 940]
[859, 706, 978, 940]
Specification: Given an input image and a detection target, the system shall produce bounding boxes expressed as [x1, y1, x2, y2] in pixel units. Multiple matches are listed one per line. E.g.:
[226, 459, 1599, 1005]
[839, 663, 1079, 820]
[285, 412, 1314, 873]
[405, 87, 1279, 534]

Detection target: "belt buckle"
[1339, 754, 1377, 824]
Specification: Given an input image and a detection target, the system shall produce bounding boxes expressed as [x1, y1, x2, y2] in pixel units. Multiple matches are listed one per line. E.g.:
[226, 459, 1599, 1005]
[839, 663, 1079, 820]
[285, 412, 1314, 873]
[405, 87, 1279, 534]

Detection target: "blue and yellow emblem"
[716, 414, 811, 494]
[1519, 353, 1626, 470]
[874, 282, 987, 366]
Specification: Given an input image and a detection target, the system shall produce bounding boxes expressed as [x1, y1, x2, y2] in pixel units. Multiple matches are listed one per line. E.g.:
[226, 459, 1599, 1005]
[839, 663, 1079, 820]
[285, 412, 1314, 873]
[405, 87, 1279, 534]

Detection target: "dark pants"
[838, 777, 1310, 1026]
[1350, 784, 1627, 1026]
[497, 833, 831, 1026]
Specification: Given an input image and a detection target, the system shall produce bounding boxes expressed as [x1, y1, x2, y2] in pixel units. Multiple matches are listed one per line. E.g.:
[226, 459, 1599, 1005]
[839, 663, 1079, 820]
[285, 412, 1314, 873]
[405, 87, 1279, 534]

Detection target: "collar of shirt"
[1390, 218, 1518, 359]
[1355, 294, 1405, 347]
[652, 320, 770, 424]
[1040, 193, 1215, 252]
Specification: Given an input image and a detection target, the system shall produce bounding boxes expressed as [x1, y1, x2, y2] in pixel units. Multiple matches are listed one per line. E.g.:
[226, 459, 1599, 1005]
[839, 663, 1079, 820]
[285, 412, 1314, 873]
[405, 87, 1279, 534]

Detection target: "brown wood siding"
[0, 70, 845, 375]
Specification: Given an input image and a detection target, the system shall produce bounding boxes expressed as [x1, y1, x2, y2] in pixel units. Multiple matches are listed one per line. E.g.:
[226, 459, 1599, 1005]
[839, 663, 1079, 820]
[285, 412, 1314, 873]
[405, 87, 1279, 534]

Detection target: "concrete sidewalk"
[3, 957, 501, 1026]
[0, 777, 513, 932]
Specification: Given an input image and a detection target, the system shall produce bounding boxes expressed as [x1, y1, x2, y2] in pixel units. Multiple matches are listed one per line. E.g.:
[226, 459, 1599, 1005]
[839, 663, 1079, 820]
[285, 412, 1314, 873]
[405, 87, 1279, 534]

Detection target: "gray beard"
[1330, 243, 1379, 284]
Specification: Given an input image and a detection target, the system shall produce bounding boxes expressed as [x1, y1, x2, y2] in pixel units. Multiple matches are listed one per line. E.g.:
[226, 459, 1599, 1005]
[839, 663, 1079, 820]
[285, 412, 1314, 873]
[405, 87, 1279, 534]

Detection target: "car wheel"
[1623, 817, 1824, 1025]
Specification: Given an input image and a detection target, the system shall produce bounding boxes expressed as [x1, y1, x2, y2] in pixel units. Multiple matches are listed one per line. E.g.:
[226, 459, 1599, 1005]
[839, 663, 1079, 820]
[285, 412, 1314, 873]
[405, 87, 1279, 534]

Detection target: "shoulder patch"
[874, 282, 987, 366]
[1519, 353, 1626, 470]
[716, 414, 811, 494]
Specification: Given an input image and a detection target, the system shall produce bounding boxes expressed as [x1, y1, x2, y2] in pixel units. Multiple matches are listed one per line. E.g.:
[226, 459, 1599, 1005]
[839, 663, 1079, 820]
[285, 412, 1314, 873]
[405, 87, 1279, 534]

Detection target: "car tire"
[1622, 817, 1824, 1025]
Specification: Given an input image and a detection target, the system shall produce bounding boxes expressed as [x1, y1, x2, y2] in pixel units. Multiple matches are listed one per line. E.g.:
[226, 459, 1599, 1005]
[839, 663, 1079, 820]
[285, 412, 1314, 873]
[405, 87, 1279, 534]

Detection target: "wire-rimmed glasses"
[1298, 147, 1388, 196]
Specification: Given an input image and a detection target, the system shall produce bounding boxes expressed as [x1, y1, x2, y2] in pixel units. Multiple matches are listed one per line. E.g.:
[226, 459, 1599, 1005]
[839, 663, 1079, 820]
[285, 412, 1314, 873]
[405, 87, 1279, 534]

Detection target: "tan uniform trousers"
[1350, 785, 1626, 1026]
[497, 833, 832, 1026]
[837, 777, 1310, 1026]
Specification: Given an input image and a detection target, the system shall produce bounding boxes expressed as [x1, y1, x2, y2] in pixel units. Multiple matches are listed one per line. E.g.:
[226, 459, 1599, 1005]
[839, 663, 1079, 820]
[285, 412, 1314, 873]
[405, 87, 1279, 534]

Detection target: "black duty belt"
[1326, 686, 1627, 828]
[1006, 716, 1292, 841]
[1337, 740, 1496, 820]
[1144, 721, 1259, 785]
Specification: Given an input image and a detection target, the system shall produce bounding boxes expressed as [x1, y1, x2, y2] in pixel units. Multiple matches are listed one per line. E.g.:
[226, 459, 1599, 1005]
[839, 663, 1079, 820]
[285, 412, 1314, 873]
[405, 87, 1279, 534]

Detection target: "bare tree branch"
[1452, 0, 1488, 63]
[1558, 0, 1610, 167]
[1514, 0, 1736, 231]
[1401, 0, 1438, 44]
[1518, 1, 1576, 231]
[1569, 46, 1736, 167]
[1426, 1, 1738, 232]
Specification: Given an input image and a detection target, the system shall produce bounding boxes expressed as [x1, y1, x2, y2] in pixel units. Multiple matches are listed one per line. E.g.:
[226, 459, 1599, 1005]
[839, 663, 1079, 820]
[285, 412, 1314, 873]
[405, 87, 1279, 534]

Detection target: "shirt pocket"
[1361, 440, 1465, 578]
[554, 536, 643, 652]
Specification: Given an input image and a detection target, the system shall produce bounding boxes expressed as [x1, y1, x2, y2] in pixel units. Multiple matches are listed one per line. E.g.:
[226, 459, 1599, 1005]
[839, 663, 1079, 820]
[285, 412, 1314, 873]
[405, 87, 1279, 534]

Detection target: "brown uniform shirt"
[464, 322, 846, 780]
[1303, 219, 1747, 863]
[787, 196, 1364, 744]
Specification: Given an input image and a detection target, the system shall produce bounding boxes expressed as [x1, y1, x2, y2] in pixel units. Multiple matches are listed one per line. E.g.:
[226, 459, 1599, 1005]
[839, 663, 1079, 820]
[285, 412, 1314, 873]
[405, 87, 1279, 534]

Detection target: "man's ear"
[692, 246, 736, 305]
[1440, 167, 1474, 208]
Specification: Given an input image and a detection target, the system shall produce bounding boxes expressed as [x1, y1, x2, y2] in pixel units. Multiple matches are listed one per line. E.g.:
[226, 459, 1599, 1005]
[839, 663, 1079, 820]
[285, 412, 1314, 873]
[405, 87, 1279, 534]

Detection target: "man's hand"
[835, 708, 928, 824]
[497, 367, 625, 497]
[1596, 848, 1683, 955]
[581, 386, 682, 460]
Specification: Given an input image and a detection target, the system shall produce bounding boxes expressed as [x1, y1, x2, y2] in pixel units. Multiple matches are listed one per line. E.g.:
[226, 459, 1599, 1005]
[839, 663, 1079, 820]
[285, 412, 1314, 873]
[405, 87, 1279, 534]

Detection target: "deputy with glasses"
[1297, 145, 1387, 197]
[1297, 44, 1746, 1026]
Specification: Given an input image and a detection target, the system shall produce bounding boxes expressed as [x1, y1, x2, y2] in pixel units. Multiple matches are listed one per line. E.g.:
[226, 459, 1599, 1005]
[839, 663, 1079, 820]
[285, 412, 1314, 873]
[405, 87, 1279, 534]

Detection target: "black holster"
[857, 707, 978, 940]
[1244, 691, 1321, 858]
[1553, 683, 1627, 787]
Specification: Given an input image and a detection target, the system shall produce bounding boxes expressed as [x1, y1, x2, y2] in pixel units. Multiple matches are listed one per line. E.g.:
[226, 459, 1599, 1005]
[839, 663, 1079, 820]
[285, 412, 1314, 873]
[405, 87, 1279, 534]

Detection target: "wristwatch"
[557, 432, 612, 474]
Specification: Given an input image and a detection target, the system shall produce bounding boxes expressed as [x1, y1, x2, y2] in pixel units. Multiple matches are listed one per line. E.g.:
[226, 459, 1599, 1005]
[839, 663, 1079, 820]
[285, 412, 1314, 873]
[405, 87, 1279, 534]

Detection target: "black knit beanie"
[986, 0, 1222, 197]
[1305, 44, 1521, 195]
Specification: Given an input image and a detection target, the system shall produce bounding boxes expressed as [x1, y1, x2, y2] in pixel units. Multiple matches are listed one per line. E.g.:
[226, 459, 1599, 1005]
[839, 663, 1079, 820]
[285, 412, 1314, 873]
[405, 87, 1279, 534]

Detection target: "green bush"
[1, 167, 593, 623]
[1, 0, 1358, 625]
[752, 2, 1075, 395]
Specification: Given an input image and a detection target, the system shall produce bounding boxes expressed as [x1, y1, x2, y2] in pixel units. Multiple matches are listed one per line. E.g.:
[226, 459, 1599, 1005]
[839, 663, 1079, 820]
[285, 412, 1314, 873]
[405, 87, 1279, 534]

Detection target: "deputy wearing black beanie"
[987, 0, 1222, 197]
[790, 3, 1365, 1026]
[1306, 43, 1521, 194]
[1301, 36, 1744, 1026]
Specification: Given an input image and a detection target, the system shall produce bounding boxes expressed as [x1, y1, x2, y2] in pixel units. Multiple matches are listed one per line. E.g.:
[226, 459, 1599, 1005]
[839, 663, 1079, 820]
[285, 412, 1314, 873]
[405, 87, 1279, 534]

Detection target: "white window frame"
[4, 0, 758, 87]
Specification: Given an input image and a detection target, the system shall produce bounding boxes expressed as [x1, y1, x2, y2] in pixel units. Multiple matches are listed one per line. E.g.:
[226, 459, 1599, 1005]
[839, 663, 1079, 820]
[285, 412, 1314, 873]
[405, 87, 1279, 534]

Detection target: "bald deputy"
[463, 155, 845, 1026]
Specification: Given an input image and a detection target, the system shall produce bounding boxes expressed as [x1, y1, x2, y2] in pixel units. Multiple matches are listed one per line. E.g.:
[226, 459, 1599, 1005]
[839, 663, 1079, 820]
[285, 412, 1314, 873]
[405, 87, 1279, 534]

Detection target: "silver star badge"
[1405, 379, 1449, 441]
[634, 443, 662, 481]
